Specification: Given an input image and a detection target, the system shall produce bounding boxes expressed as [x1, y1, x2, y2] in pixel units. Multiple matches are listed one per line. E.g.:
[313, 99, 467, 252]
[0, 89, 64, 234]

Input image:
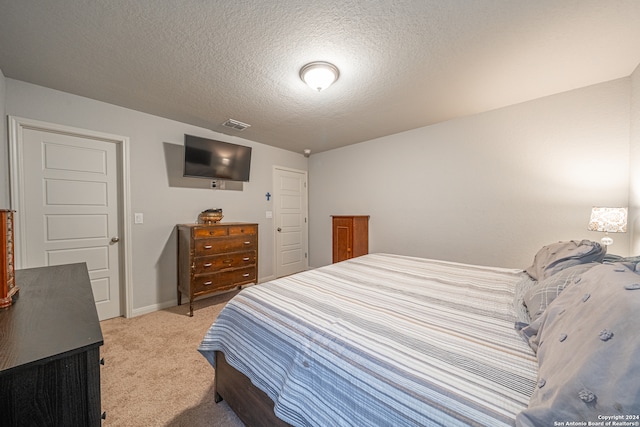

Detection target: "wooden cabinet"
[332, 215, 369, 263]
[0, 210, 18, 308]
[178, 222, 258, 316]
[0, 263, 104, 426]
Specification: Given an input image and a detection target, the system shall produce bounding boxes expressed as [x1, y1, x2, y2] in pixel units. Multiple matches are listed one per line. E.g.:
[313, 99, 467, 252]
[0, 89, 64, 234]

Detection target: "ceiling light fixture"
[300, 61, 339, 92]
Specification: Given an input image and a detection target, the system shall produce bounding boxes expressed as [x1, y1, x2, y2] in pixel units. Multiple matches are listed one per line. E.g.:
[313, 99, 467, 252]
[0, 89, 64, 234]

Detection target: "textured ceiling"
[1, 1, 640, 154]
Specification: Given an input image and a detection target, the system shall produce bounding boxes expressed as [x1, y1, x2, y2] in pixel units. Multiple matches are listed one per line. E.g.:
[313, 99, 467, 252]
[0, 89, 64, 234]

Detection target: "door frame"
[272, 165, 309, 278]
[8, 116, 134, 318]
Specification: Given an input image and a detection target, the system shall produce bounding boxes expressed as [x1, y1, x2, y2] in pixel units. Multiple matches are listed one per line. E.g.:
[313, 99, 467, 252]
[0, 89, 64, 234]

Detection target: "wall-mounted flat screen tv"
[183, 134, 252, 182]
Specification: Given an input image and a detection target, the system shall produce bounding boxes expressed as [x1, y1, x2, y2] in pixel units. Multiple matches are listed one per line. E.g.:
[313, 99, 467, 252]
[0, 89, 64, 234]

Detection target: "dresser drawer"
[192, 267, 257, 294]
[192, 224, 257, 239]
[193, 251, 256, 274]
[228, 225, 257, 236]
[193, 227, 229, 239]
[195, 235, 257, 255]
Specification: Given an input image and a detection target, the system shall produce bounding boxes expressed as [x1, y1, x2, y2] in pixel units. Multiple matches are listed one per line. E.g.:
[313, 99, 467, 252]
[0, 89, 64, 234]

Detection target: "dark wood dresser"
[332, 215, 369, 263]
[0, 263, 104, 426]
[177, 222, 258, 316]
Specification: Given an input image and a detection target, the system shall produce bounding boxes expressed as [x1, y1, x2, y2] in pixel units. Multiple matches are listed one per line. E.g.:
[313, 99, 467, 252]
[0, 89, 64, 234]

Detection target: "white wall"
[0, 69, 8, 209]
[630, 64, 640, 254]
[3, 79, 307, 315]
[309, 78, 632, 269]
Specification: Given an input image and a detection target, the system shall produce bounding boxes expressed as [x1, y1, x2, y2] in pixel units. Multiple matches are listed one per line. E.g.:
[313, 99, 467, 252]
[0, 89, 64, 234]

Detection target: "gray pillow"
[516, 262, 640, 426]
[523, 263, 597, 322]
[603, 253, 640, 265]
[525, 240, 604, 281]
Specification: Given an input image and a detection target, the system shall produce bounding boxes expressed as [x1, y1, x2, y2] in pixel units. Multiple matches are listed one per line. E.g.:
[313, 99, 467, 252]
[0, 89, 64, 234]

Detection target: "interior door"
[273, 167, 308, 278]
[19, 127, 122, 320]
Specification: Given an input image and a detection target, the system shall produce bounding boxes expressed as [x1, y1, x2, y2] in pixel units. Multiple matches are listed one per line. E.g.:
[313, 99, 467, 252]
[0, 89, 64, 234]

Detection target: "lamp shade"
[587, 207, 627, 233]
[300, 61, 339, 92]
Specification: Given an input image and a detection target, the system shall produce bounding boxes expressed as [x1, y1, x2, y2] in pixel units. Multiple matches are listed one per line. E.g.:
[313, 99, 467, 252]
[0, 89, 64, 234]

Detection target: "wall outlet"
[266, 211, 273, 219]
[134, 213, 144, 224]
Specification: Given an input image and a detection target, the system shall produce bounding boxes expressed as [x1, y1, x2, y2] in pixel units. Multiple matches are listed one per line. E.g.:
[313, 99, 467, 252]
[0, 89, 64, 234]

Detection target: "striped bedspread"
[199, 253, 538, 426]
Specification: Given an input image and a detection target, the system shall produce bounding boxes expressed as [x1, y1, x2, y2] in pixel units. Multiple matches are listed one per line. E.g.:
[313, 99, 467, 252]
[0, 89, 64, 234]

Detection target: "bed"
[199, 245, 640, 426]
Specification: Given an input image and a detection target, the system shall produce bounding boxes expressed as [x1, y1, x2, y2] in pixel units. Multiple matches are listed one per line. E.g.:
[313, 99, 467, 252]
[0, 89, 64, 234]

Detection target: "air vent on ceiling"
[222, 119, 251, 131]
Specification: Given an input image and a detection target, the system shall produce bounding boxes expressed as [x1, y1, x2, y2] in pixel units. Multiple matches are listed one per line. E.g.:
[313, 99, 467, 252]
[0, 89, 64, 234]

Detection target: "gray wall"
[3, 79, 307, 315]
[1, 72, 638, 314]
[630, 64, 640, 255]
[0, 69, 8, 209]
[309, 78, 632, 269]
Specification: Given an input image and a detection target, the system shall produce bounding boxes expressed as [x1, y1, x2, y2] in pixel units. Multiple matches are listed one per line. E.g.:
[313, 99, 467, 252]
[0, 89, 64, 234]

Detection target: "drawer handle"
[203, 263, 212, 268]
[244, 241, 251, 245]
[224, 259, 233, 264]
[204, 245, 212, 249]
[243, 257, 250, 261]
[242, 273, 250, 278]
[203, 281, 213, 286]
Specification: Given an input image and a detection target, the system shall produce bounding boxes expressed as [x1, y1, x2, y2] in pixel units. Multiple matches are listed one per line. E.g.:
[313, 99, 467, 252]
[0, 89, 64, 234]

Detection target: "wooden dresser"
[177, 222, 258, 316]
[332, 215, 369, 263]
[0, 263, 104, 426]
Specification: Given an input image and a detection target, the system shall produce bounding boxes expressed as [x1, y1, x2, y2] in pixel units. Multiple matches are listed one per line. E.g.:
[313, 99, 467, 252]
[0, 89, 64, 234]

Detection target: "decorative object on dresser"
[177, 222, 258, 317]
[0, 209, 19, 308]
[0, 263, 104, 426]
[198, 208, 224, 224]
[331, 215, 369, 263]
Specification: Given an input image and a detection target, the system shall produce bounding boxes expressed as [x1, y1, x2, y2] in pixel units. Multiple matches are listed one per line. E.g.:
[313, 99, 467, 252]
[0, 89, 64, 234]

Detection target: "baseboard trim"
[131, 275, 281, 317]
[131, 300, 176, 317]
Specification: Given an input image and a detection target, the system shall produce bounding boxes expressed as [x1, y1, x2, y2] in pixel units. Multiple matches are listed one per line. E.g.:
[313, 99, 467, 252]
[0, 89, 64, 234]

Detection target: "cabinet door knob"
[111, 237, 120, 243]
[277, 227, 282, 232]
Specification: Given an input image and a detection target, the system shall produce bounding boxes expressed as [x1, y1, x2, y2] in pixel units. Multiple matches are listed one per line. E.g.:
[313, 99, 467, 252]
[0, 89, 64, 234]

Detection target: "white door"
[17, 126, 123, 320]
[273, 167, 308, 278]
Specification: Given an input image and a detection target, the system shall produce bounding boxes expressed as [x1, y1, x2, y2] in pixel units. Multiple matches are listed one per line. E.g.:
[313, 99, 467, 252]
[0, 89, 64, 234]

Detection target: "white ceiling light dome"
[300, 61, 340, 92]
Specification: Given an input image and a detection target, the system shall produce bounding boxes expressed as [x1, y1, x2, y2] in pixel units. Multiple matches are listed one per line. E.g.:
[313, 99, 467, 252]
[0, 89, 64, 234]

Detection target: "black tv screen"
[183, 134, 252, 182]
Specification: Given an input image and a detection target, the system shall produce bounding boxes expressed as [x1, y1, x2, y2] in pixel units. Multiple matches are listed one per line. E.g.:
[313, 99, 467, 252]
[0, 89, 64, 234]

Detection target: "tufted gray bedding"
[517, 261, 640, 426]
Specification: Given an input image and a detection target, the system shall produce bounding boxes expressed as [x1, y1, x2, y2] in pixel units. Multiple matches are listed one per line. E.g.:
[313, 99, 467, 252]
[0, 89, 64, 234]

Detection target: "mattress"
[199, 253, 538, 426]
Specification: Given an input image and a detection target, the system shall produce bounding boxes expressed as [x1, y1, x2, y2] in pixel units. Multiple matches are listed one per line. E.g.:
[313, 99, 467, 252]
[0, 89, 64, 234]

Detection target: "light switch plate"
[134, 213, 144, 224]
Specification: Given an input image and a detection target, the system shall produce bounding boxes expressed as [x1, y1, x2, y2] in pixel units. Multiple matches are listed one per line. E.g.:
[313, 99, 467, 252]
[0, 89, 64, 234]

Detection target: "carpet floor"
[100, 291, 245, 426]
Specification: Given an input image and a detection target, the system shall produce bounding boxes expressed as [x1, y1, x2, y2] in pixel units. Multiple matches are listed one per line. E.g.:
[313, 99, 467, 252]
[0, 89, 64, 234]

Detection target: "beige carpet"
[100, 291, 245, 426]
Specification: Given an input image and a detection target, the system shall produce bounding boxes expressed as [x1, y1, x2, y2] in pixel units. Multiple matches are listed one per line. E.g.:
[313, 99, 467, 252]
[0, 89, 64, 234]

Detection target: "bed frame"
[214, 351, 292, 427]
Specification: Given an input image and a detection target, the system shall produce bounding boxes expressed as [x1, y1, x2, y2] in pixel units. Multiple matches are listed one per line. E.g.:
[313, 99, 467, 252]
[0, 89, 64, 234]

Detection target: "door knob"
[111, 237, 120, 243]
[277, 227, 282, 232]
